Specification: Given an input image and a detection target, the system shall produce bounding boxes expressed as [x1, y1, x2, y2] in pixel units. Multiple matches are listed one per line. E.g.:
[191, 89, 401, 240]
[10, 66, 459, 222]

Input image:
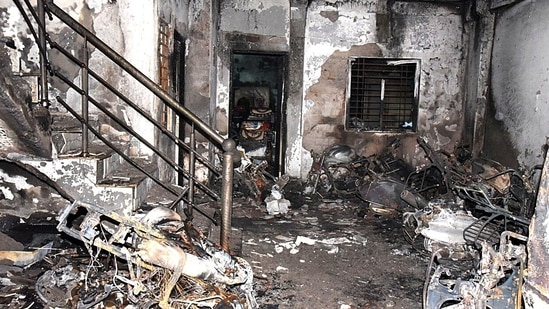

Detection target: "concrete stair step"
[140, 182, 188, 209]
[98, 158, 159, 212]
[51, 112, 132, 156]
[20, 141, 156, 214]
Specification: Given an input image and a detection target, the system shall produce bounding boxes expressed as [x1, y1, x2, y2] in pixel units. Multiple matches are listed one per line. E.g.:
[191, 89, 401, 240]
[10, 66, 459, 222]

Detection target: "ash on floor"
[231, 190, 427, 309]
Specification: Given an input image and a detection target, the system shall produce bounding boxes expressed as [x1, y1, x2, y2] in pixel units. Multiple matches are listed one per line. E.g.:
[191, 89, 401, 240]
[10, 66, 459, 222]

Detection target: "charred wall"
[489, 0, 549, 170]
[214, 0, 290, 136]
[1, 0, 159, 156]
[0, 47, 51, 158]
[300, 0, 469, 178]
[211, 0, 471, 178]
[182, 0, 212, 129]
[489, 2, 549, 306]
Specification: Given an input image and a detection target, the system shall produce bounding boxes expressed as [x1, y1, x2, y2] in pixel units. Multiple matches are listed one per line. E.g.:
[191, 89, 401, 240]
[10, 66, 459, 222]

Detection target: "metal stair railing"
[14, 0, 237, 251]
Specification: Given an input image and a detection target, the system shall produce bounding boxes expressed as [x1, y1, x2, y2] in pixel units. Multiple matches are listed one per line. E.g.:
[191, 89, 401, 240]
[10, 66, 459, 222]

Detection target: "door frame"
[229, 51, 287, 177]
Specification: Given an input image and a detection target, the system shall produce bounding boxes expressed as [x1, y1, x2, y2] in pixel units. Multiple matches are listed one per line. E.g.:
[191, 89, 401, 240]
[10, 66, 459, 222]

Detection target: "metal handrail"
[51, 71, 220, 199]
[45, 0, 224, 146]
[47, 40, 220, 174]
[55, 96, 225, 222]
[14, 0, 237, 251]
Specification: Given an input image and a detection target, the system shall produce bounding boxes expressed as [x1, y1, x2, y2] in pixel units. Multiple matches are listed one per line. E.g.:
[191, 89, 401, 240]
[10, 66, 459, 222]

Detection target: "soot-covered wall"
[489, 2, 549, 306]
[490, 0, 549, 170]
[298, 0, 468, 178]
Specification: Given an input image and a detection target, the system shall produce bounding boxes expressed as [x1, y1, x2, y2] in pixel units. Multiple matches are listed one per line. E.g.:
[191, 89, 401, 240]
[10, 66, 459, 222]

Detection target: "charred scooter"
[303, 140, 405, 197]
[304, 144, 367, 196]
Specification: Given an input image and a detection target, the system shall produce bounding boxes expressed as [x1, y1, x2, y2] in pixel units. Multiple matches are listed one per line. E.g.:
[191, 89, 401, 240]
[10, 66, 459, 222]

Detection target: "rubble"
[399, 138, 538, 308]
[49, 200, 257, 309]
[424, 231, 527, 309]
[302, 138, 542, 308]
[0, 138, 543, 308]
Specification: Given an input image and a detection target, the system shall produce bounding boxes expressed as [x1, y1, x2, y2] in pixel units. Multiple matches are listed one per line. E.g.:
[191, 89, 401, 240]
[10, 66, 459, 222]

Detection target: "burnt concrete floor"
[0, 187, 428, 308]
[231, 188, 427, 309]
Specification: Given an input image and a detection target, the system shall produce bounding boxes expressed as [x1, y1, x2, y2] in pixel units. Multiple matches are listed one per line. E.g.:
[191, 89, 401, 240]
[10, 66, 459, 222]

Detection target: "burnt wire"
[82, 239, 103, 291]
[111, 255, 127, 294]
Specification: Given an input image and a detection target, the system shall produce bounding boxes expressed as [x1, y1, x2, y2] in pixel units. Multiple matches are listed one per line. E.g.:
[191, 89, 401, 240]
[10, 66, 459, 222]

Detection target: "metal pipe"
[188, 123, 196, 214]
[87, 64, 218, 173]
[220, 139, 236, 251]
[45, 0, 224, 146]
[81, 36, 89, 156]
[37, 0, 49, 107]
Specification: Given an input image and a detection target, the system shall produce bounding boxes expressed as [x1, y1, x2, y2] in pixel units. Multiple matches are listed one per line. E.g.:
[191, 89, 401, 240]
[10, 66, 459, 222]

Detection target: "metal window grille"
[346, 58, 419, 132]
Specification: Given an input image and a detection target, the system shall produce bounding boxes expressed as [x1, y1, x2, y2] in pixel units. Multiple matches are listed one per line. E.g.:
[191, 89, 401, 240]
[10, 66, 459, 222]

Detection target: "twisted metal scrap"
[56, 200, 256, 308]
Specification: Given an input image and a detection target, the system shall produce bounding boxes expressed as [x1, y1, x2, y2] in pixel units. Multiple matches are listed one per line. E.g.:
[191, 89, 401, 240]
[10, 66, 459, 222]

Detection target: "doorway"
[230, 52, 286, 176]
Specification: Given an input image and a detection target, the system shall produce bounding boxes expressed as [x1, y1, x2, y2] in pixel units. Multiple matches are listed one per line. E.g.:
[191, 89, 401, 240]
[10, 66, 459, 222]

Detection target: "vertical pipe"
[220, 139, 236, 252]
[208, 0, 220, 186]
[380, 78, 385, 129]
[81, 36, 89, 156]
[38, 0, 49, 107]
[188, 123, 196, 214]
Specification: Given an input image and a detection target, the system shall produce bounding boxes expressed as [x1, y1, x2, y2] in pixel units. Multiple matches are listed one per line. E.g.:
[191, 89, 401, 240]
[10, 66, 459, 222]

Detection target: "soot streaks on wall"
[301, 1, 468, 173]
[490, 0, 549, 170]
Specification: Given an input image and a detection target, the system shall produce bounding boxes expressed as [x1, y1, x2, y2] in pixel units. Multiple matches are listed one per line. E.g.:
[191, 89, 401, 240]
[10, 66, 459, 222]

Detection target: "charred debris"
[298, 137, 539, 309]
[0, 199, 256, 309]
[234, 136, 541, 308]
[0, 136, 542, 308]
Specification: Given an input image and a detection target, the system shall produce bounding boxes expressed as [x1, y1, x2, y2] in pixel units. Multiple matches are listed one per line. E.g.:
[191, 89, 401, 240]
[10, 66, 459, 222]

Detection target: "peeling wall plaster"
[491, 0, 549, 170]
[1, 5, 35, 72]
[20, 156, 135, 215]
[299, 0, 467, 177]
[159, 0, 189, 29]
[219, 0, 289, 37]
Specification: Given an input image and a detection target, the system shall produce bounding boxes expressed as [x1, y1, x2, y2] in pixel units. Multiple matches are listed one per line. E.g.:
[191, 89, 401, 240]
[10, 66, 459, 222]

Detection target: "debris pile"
[34, 200, 258, 309]
[303, 137, 541, 308]
[233, 147, 291, 215]
[400, 137, 536, 309]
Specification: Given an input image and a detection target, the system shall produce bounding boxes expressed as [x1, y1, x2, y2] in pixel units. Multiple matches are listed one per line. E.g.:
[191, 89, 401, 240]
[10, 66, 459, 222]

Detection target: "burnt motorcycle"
[304, 139, 410, 201]
[303, 144, 367, 196]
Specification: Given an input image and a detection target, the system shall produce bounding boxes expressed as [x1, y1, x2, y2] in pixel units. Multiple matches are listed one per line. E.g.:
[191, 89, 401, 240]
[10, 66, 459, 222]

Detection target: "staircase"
[22, 114, 155, 215]
[14, 0, 237, 250]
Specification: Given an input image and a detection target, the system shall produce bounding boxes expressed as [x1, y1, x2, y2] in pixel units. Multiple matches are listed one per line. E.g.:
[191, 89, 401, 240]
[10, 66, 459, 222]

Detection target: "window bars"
[347, 58, 419, 132]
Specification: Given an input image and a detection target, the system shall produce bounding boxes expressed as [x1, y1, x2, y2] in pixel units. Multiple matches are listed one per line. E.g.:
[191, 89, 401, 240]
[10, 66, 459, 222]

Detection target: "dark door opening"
[230, 52, 286, 176]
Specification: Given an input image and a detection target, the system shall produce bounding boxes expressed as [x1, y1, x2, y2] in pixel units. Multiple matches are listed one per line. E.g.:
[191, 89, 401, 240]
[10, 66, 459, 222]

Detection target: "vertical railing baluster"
[220, 139, 236, 251]
[188, 123, 196, 216]
[81, 36, 89, 156]
[38, 0, 48, 107]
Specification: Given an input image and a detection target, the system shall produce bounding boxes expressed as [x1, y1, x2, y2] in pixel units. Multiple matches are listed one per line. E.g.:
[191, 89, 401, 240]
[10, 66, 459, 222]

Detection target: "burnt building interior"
[0, 0, 549, 308]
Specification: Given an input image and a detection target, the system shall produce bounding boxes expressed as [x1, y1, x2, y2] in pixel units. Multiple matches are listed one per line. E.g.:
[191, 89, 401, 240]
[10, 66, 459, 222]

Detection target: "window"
[346, 58, 419, 132]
